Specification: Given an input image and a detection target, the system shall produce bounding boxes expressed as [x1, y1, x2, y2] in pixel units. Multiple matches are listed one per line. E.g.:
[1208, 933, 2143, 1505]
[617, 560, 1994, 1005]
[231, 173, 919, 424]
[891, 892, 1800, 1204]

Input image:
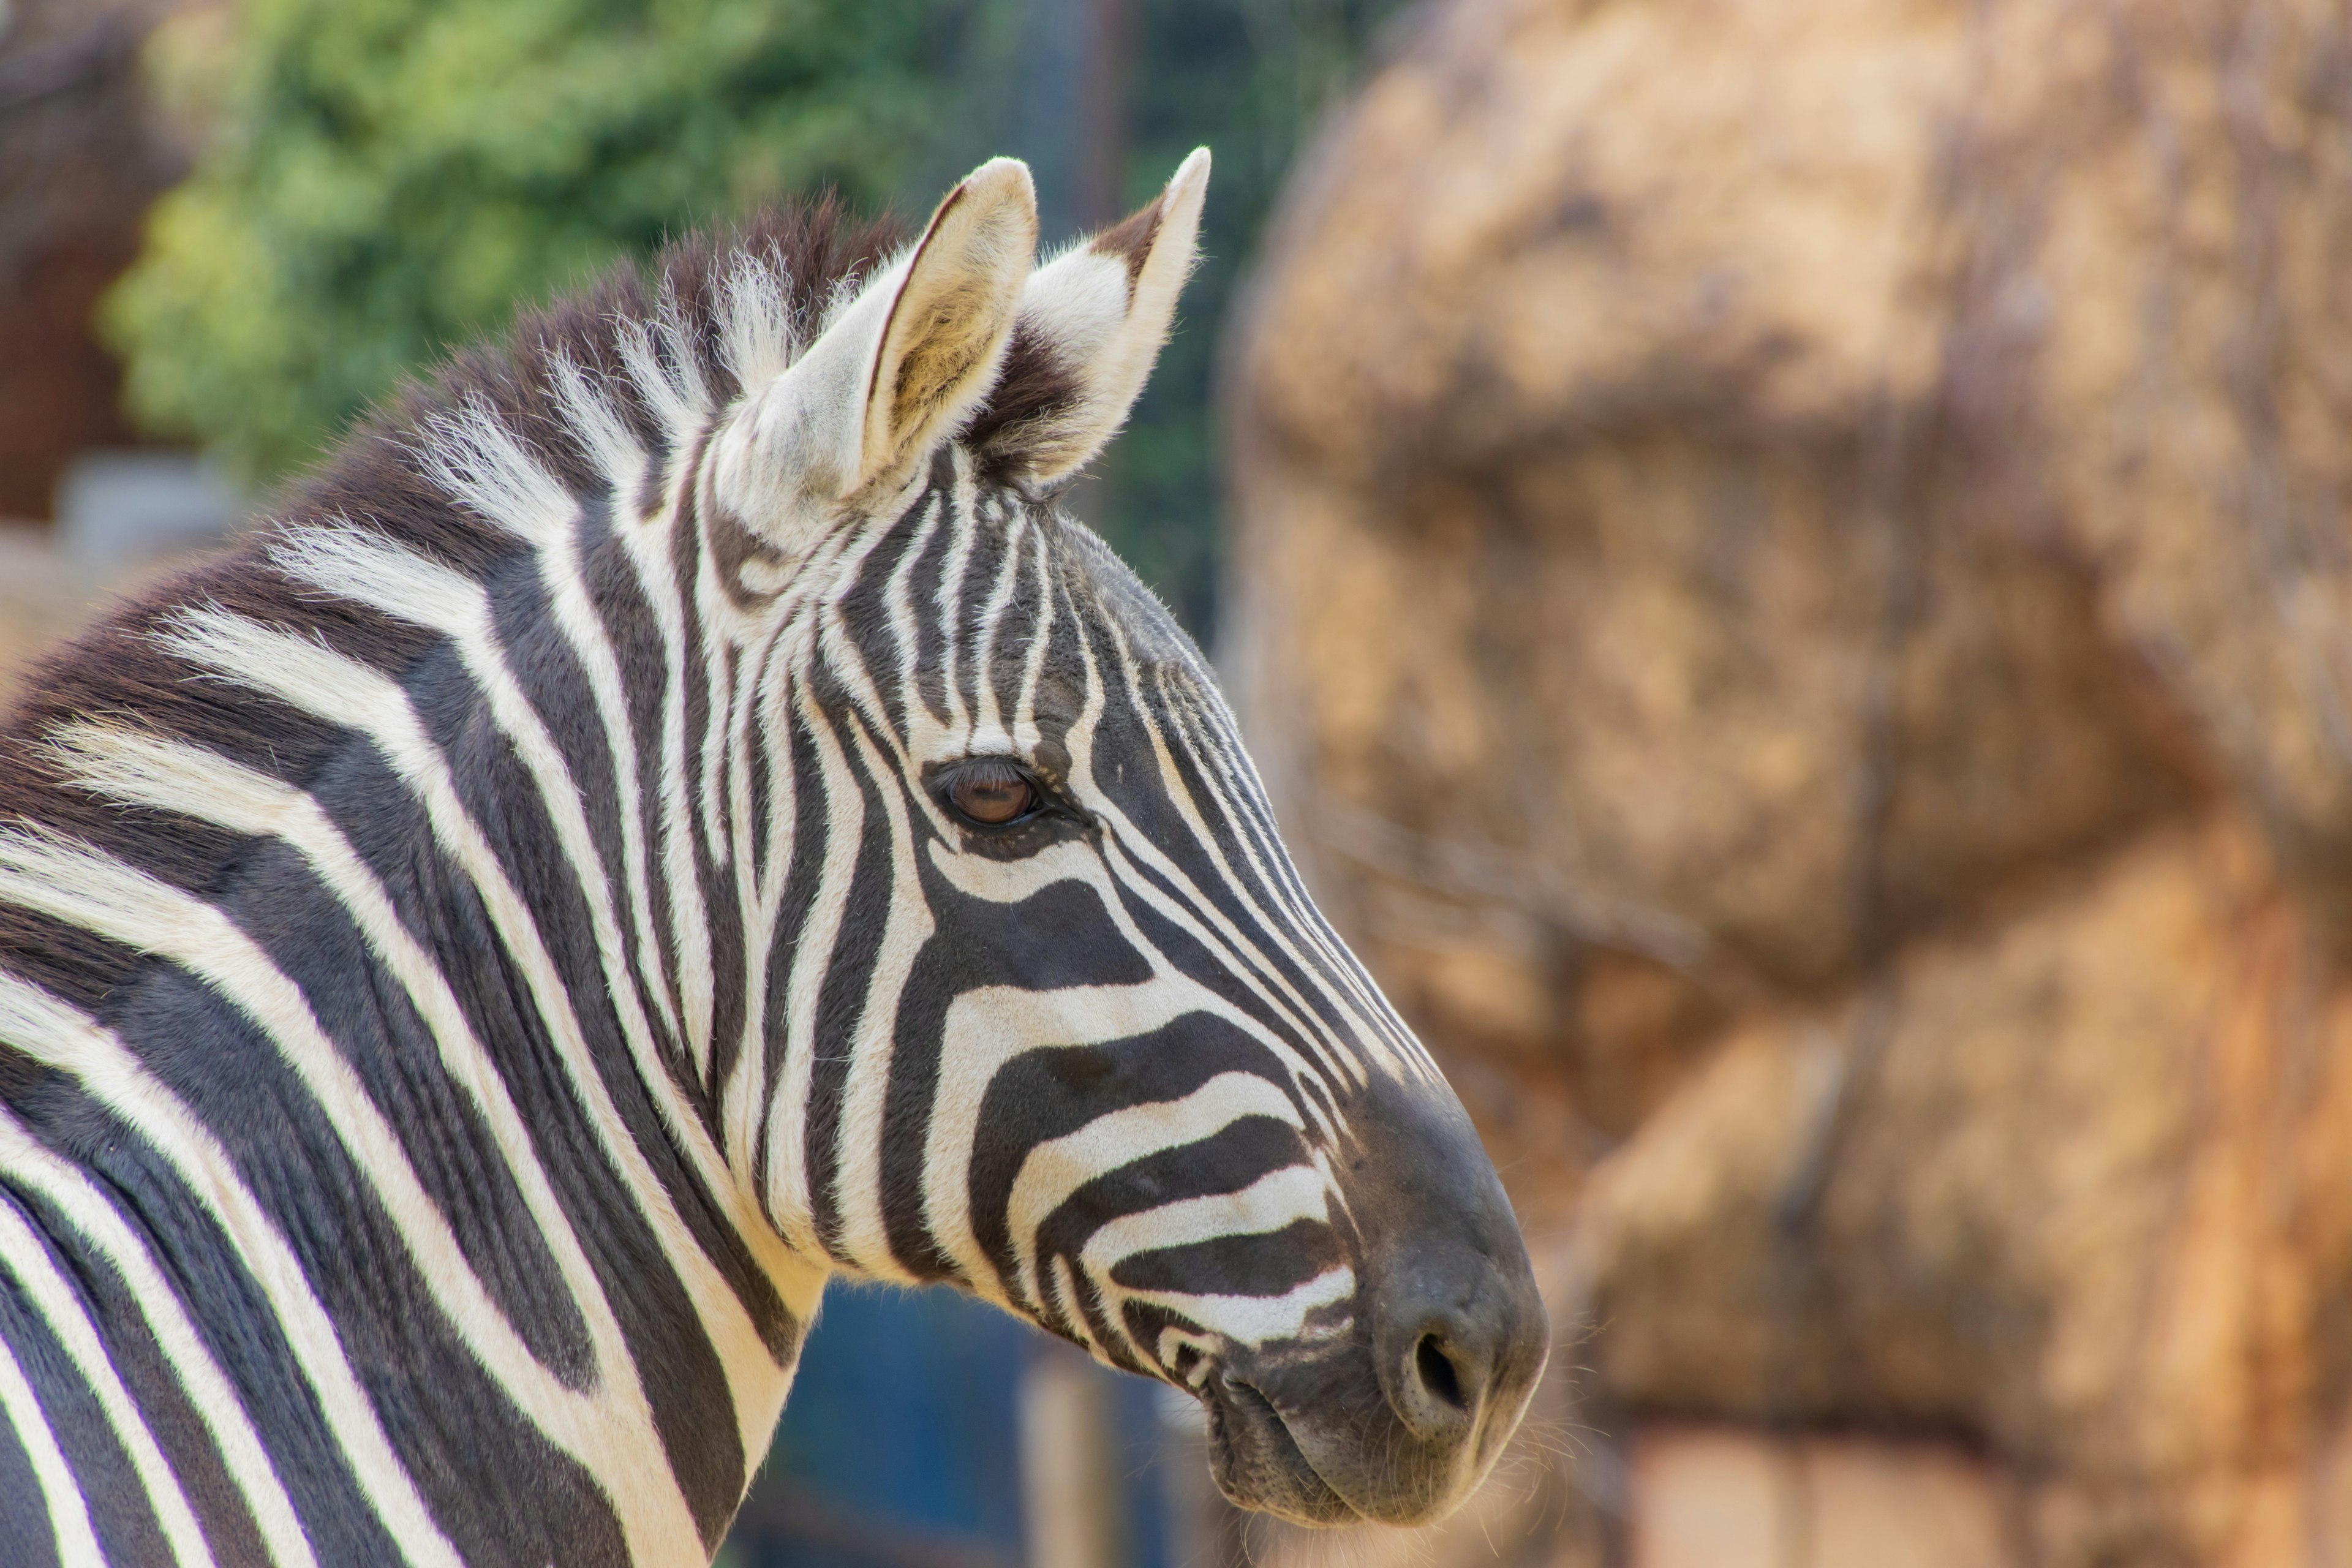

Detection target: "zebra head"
[643, 153, 1550, 1528]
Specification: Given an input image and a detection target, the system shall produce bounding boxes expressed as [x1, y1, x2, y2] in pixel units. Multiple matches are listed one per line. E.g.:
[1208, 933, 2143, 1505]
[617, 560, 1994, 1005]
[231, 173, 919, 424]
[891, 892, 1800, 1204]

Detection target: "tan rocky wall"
[1226, 0, 2352, 1562]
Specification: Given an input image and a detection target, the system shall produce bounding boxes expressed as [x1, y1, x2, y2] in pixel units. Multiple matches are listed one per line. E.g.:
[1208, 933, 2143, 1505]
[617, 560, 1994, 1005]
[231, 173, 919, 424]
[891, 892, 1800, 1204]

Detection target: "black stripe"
[0, 1370, 62, 1568]
[0, 1187, 172, 1566]
[1108, 1218, 1340, 1300]
[802, 698, 899, 1263]
[4, 1177, 271, 1567]
[967, 1017, 1303, 1307]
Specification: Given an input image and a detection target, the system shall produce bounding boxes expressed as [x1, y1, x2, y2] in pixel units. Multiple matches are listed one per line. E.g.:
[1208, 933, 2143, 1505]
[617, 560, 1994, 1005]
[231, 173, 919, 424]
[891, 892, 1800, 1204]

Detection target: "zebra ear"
[850, 157, 1038, 491]
[968, 148, 1209, 488]
[745, 157, 1037, 505]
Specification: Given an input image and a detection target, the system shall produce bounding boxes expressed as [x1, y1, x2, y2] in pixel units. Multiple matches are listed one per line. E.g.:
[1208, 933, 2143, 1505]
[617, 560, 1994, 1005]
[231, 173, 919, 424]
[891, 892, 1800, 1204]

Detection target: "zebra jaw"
[0, 148, 1545, 1564]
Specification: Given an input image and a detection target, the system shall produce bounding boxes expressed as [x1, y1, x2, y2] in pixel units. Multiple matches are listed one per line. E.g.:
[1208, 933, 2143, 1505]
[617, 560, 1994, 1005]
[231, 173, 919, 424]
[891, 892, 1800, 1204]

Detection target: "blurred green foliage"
[108, 0, 951, 478]
[106, 0, 1409, 630]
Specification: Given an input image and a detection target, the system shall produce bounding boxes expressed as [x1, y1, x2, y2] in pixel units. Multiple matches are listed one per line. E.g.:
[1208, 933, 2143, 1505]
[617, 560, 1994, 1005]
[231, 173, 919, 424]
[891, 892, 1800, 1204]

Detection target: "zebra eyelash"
[928, 756, 1060, 828]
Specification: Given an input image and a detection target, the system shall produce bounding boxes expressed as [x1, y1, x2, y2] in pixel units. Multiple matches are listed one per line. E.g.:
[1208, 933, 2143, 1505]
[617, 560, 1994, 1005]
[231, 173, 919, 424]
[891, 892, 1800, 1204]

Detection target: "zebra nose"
[1370, 1240, 1546, 1447]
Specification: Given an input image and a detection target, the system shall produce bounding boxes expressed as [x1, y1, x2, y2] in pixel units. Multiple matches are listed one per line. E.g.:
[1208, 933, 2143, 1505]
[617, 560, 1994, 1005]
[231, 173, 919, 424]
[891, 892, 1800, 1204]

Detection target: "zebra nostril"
[1378, 1311, 1484, 1443]
[1414, 1333, 1467, 1412]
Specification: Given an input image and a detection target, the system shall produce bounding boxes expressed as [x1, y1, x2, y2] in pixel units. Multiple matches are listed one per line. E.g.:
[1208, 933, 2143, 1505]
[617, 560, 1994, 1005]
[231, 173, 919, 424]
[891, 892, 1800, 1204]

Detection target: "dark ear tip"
[1088, 199, 1169, 285]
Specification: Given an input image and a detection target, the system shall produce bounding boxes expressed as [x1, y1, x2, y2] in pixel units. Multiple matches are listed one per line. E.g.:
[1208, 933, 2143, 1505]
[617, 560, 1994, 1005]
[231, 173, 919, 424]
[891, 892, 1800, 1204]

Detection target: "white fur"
[0, 1322, 105, 1568]
[990, 148, 1210, 485]
[0, 1104, 317, 1568]
[0, 1182, 216, 1566]
[719, 249, 802, 394]
[0, 971, 467, 1568]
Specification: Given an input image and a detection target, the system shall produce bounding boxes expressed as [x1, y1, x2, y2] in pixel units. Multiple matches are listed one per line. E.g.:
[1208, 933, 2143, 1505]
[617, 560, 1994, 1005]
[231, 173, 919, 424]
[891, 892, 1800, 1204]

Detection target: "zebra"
[0, 151, 1547, 1566]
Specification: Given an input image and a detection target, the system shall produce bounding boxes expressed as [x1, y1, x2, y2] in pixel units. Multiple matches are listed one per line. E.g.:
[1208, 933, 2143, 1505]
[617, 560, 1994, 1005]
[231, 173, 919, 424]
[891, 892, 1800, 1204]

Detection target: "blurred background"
[12, 0, 2352, 1564]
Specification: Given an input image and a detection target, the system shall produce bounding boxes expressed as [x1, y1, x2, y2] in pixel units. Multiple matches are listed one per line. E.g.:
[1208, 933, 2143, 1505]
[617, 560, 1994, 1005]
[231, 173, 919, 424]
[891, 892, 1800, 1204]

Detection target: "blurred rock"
[1571, 816, 2352, 1561]
[1626, 1428, 2011, 1568]
[1228, 0, 2352, 1561]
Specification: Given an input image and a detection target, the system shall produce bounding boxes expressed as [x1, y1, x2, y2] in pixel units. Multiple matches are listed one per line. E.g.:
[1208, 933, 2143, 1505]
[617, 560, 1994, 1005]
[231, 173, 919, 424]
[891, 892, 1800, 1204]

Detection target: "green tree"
[107, 0, 1409, 632]
[108, 0, 956, 478]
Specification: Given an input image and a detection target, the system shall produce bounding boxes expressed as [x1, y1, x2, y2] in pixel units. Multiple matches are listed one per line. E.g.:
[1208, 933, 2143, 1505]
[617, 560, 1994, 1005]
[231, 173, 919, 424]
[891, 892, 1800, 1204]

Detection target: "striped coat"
[0, 153, 1547, 1566]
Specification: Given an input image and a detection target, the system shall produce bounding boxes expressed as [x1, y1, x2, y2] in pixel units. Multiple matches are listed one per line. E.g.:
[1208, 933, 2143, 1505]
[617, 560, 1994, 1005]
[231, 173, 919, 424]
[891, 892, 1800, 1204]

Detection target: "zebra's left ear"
[967, 148, 1210, 488]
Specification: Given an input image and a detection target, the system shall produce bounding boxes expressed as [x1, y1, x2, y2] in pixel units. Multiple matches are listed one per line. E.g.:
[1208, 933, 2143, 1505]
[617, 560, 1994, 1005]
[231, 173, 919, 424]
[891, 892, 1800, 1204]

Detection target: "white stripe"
[0, 1189, 216, 1566]
[0, 830, 706, 1561]
[881, 494, 948, 697]
[0, 1324, 105, 1568]
[965, 507, 1031, 739]
[47, 725, 698, 1559]
[696, 543, 738, 866]
[1012, 518, 1056, 746]
[1117, 1267, 1359, 1352]
[472, 374, 690, 1061]
[932, 469, 984, 737]
[822, 713, 935, 1277]
[0, 972, 466, 1568]
[718, 617, 813, 1182]
[760, 685, 866, 1255]
[0, 1104, 317, 1568]
[1077, 1163, 1329, 1276]
[149, 609, 812, 1485]
[621, 459, 722, 1071]
[1006, 1072, 1303, 1311]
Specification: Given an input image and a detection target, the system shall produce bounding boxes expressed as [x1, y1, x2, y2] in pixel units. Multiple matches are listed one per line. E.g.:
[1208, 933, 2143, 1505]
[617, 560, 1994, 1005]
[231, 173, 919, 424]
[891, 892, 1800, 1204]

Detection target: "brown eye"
[945, 759, 1037, 826]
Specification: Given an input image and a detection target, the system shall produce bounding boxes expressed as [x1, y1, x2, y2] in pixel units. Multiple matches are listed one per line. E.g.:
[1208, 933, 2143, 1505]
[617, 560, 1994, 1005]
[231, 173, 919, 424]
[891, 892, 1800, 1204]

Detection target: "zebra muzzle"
[1197, 1079, 1551, 1528]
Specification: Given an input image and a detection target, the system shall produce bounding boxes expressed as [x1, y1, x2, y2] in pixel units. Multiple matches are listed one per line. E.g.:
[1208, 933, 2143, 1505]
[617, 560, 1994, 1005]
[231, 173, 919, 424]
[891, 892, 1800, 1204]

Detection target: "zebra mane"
[0, 195, 953, 1019]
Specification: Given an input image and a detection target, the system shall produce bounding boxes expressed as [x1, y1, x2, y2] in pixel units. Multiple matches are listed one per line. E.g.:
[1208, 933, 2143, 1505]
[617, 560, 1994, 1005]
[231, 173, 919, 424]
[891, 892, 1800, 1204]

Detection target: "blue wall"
[724, 1282, 1183, 1568]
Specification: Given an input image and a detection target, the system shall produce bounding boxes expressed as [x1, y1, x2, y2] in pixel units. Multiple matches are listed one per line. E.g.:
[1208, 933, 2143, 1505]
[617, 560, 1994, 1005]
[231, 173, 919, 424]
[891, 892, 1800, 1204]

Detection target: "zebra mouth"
[1202, 1373, 1360, 1526]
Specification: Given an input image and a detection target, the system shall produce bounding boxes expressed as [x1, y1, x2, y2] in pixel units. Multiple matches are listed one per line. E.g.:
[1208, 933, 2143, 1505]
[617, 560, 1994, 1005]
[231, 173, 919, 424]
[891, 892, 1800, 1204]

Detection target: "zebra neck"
[0, 560, 823, 1557]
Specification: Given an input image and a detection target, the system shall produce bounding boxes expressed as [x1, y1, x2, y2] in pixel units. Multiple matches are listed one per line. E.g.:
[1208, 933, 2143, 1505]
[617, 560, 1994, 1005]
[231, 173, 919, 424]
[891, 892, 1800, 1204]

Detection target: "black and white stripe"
[0, 152, 1545, 1566]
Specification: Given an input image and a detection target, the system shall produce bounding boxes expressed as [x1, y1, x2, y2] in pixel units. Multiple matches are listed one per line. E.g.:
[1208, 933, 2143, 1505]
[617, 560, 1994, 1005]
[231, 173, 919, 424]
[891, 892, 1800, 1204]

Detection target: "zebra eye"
[943, 758, 1038, 827]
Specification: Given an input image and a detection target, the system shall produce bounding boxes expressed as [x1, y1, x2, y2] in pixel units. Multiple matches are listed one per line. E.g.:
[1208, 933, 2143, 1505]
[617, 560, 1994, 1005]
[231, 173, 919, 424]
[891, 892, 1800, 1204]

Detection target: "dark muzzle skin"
[1204, 1071, 1550, 1526]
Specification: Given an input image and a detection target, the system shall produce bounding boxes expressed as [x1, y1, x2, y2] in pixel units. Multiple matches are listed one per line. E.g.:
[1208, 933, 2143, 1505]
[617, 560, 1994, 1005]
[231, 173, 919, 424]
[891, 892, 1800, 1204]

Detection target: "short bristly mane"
[0, 200, 911, 1023]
